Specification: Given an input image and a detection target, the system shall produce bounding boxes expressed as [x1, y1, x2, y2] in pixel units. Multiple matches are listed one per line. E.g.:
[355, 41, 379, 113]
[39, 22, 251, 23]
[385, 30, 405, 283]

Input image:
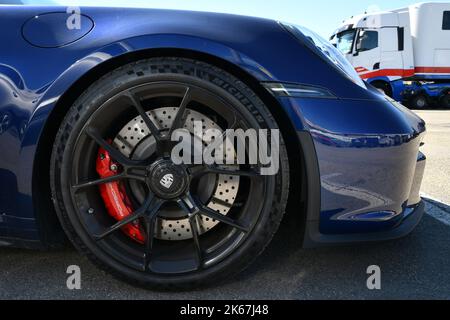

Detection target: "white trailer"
[331, 2, 450, 109]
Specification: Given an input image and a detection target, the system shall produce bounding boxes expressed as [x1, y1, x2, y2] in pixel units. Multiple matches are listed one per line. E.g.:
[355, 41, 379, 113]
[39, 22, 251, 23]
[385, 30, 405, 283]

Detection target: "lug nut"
[87, 208, 95, 214]
[110, 164, 118, 171]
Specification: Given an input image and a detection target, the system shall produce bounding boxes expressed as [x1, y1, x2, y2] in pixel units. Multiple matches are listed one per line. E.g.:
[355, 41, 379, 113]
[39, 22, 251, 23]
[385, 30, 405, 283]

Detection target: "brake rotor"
[113, 107, 240, 241]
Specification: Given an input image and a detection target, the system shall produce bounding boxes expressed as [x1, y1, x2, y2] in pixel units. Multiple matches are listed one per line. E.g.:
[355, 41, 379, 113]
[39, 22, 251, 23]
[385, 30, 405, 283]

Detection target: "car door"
[351, 29, 381, 78]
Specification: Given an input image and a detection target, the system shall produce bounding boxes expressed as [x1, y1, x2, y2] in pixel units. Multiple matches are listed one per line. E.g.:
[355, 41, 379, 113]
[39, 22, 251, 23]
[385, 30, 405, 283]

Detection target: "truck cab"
[331, 2, 450, 109]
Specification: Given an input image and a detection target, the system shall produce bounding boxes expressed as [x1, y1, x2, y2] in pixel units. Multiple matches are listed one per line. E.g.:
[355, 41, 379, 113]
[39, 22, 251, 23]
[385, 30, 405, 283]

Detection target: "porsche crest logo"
[160, 174, 174, 189]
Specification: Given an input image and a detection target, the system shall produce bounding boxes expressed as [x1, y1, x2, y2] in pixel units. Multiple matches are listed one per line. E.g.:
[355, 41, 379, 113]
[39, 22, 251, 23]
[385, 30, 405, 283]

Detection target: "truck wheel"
[440, 94, 450, 109]
[409, 95, 429, 109]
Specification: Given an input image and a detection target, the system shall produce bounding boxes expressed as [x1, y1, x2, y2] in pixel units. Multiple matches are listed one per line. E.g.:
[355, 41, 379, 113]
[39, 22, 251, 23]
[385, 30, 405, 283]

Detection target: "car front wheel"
[50, 57, 290, 289]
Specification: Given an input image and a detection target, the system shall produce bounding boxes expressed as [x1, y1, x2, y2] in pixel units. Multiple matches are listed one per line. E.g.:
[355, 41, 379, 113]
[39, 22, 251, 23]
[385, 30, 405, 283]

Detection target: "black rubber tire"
[50, 57, 290, 290]
[440, 93, 450, 109]
[409, 94, 429, 110]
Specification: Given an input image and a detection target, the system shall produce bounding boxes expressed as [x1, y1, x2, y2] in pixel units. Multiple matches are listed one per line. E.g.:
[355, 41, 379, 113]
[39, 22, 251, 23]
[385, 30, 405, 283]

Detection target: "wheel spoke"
[210, 196, 233, 208]
[186, 165, 208, 178]
[197, 118, 261, 178]
[190, 164, 260, 178]
[143, 198, 165, 271]
[177, 194, 204, 270]
[206, 165, 260, 177]
[199, 203, 249, 233]
[125, 92, 162, 142]
[93, 196, 154, 241]
[72, 173, 126, 191]
[168, 87, 191, 136]
[202, 118, 240, 153]
[179, 191, 249, 234]
[177, 193, 200, 215]
[189, 215, 203, 270]
[73, 169, 147, 193]
[218, 117, 243, 142]
[85, 127, 141, 167]
[93, 210, 144, 241]
[125, 167, 149, 183]
[143, 218, 155, 271]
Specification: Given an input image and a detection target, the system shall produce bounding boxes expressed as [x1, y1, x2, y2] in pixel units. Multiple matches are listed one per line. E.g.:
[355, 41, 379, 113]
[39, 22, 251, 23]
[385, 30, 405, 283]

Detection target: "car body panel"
[277, 96, 425, 235]
[0, 6, 426, 247]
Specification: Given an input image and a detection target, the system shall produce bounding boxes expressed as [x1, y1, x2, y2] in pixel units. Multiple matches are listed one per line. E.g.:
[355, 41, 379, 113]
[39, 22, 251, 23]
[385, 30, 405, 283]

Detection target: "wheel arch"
[439, 87, 450, 97]
[33, 47, 307, 246]
[369, 79, 393, 97]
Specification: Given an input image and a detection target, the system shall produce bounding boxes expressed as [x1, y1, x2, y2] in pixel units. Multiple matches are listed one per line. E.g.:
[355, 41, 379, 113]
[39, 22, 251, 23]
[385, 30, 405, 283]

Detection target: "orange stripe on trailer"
[415, 67, 450, 74]
[355, 66, 369, 73]
[359, 69, 415, 79]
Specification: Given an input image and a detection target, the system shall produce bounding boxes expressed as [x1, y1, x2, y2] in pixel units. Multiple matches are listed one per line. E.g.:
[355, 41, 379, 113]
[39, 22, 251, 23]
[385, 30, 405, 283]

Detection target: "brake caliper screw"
[87, 208, 95, 214]
[110, 164, 118, 172]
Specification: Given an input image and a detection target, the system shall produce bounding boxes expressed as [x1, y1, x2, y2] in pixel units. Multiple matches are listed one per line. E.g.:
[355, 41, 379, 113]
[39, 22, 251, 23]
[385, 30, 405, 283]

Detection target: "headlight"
[262, 82, 336, 99]
[280, 22, 366, 89]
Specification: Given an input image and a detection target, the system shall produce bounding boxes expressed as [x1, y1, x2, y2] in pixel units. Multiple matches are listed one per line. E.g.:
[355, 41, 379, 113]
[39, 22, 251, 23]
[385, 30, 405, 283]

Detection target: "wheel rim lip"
[65, 79, 275, 275]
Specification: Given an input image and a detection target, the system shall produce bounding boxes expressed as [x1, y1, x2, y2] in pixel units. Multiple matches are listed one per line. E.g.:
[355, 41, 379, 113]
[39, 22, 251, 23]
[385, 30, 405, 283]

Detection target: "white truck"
[331, 2, 450, 109]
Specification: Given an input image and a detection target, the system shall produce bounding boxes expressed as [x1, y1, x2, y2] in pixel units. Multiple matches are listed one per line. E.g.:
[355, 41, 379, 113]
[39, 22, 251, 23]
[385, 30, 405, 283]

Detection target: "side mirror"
[355, 32, 364, 52]
[353, 36, 362, 56]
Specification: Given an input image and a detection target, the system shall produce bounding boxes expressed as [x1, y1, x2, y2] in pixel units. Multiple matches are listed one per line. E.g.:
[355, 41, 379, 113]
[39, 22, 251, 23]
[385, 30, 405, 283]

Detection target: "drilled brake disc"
[113, 107, 239, 241]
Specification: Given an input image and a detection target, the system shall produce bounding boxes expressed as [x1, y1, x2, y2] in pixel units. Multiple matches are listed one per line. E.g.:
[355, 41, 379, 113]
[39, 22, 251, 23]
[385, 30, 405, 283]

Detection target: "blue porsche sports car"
[0, 5, 426, 289]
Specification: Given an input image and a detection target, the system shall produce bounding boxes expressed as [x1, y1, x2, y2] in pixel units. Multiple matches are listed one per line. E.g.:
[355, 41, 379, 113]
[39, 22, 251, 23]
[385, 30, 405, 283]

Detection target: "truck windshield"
[333, 30, 356, 54]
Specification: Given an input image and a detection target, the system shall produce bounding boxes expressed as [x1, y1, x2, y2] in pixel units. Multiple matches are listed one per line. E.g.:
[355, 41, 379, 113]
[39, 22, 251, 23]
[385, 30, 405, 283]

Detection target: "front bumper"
[282, 94, 427, 248]
[302, 201, 425, 248]
[408, 151, 426, 206]
[296, 131, 427, 248]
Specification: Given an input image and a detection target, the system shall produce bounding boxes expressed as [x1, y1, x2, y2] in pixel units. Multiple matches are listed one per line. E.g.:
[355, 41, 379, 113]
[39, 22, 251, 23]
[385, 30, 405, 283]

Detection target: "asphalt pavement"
[0, 110, 449, 300]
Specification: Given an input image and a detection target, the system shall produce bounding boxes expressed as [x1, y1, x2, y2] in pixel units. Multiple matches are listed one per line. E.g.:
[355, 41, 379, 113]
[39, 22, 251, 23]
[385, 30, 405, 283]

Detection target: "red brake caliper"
[96, 146, 145, 244]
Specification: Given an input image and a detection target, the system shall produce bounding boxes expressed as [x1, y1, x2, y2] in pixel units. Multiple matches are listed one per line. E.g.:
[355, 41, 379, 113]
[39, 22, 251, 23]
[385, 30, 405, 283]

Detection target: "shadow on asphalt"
[0, 201, 449, 299]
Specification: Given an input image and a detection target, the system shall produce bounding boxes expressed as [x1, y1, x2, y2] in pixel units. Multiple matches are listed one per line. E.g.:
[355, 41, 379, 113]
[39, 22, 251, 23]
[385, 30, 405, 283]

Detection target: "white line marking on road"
[421, 193, 450, 227]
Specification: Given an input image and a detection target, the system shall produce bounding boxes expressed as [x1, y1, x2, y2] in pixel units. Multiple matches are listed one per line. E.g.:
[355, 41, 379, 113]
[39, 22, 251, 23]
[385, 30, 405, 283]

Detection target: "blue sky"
[19, 0, 434, 37]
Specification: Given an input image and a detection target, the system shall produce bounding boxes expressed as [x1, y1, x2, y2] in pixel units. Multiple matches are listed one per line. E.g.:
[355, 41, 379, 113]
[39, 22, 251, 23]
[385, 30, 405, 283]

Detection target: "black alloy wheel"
[50, 57, 290, 289]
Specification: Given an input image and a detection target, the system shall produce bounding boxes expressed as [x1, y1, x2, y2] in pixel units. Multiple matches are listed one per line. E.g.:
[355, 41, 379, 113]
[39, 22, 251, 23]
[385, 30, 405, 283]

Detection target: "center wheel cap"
[148, 160, 189, 200]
